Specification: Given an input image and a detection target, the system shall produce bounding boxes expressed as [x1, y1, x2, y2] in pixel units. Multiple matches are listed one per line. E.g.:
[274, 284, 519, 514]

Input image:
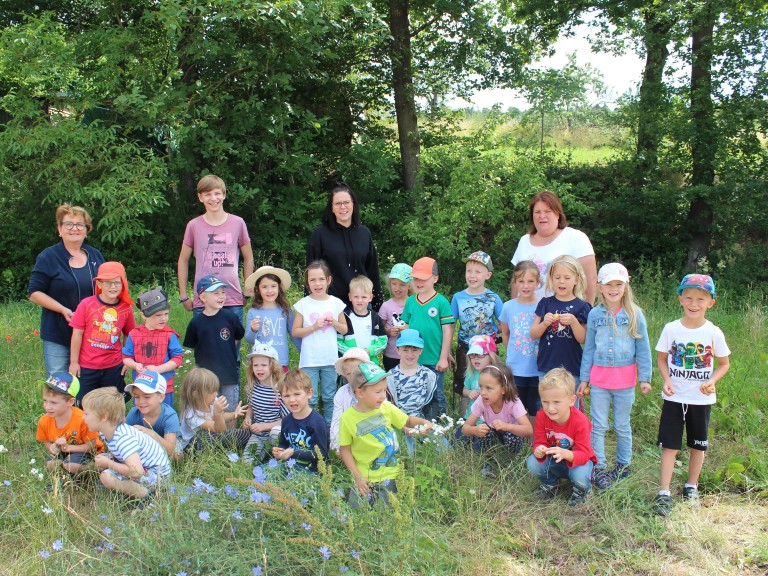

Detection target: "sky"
[449, 24, 646, 111]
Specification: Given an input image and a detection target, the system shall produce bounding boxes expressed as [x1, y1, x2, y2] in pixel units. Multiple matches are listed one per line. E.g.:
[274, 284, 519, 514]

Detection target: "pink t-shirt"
[182, 214, 250, 308]
[70, 296, 135, 369]
[470, 395, 527, 426]
[378, 298, 407, 359]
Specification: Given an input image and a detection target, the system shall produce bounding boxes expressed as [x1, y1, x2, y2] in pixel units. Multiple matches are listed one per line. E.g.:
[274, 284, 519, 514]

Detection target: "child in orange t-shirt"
[36, 372, 102, 475]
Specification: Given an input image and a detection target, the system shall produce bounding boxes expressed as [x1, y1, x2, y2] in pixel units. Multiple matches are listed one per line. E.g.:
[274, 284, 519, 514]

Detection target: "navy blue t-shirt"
[278, 409, 329, 472]
[183, 309, 245, 389]
[535, 296, 591, 376]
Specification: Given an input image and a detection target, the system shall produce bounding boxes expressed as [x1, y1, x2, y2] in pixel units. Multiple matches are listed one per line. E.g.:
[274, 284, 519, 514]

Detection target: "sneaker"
[653, 493, 672, 517]
[614, 464, 631, 481]
[682, 485, 700, 506]
[536, 483, 557, 500]
[593, 468, 614, 490]
[568, 486, 588, 506]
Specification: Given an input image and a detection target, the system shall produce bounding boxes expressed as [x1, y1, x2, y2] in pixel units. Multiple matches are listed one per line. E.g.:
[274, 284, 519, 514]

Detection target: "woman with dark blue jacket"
[28, 204, 105, 375]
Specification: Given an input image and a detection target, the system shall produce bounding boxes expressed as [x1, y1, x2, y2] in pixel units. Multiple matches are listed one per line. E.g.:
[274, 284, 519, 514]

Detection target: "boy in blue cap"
[653, 274, 730, 516]
[183, 275, 246, 412]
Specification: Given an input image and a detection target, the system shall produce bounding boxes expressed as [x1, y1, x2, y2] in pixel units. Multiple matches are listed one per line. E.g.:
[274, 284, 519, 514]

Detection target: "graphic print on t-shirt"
[89, 307, 120, 348]
[356, 412, 399, 471]
[204, 232, 235, 269]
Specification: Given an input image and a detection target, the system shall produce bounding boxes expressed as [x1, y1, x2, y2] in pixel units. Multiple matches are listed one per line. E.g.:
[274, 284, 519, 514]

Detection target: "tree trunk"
[388, 0, 420, 192]
[634, 8, 673, 184]
[685, 2, 716, 272]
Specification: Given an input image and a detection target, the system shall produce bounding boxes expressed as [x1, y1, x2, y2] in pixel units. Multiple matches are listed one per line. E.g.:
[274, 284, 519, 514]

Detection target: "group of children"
[36, 175, 731, 516]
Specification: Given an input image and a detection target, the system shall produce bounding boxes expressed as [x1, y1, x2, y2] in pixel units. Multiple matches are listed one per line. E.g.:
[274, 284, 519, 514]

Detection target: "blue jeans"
[304, 365, 337, 424]
[219, 384, 241, 413]
[423, 365, 446, 420]
[526, 453, 593, 491]
[43, 340, 71, 376]
[590, 386, 635, 468]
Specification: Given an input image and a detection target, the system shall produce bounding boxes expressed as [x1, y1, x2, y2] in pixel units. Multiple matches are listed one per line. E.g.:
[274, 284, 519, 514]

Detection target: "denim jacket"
[579, 304, 652, 383]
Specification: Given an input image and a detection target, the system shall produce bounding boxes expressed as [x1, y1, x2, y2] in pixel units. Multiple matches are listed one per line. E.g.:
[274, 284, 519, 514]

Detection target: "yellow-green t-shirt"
[338, 401, 408, 483]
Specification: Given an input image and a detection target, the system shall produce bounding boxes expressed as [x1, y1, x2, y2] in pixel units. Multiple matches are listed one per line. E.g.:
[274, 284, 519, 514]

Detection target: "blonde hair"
[545, 255, 586, 299]
[465, 351, 502, 381]
[538, 368, 576, 397]
[480, 363, 519, 403]
[597, 278, 642, 338]
[56, 203, 93, 233]
[197, 174, 226, 195]
[279, 369, 313, 394]
[348, 275, 373, 295]
[245, 355, 284, 396]
[82, 387, 126, 424]
[179, 367, 220, 413]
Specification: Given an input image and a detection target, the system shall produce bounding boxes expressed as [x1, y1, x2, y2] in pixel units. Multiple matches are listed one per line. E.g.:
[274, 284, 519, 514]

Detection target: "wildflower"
[39, 549, 50, 559]
[29, 459, 36, 464]
[179, 495, 189, 504]
[267, 458, 279, 469]
[103, 527, 112, 535]
[224, 485, 240, 498]
[169, 484, 177, 494]
[253, 567, 263, 576]
[0, 445, 7, 453]
[340, 567, 349, 573]
[351, 549, 360, 559]
[42, 506, 53, 514]
[227, 452, 239, 463]
[177, 572, 187, 576]
[105, 542, 114, 551]
[180, 559, 191, 565]
[319, 546, 331, 560]
[52, 540, 63, 551]
[286, 458, 296, 469]
[250, 490, 270, 503]
[5, 336, 10, 343]
[301, 522, 312, 531]
[34, 329, 40, 336]
[253, 466, 266, 484]
[198, 510, 211, 522]
[3, 480, 10, 486]
[232, 510, 243, 520]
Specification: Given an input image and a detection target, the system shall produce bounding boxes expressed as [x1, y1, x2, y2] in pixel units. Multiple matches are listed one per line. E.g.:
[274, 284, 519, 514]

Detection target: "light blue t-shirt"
[126, 403, 181, 437]
[499, 299, 539, 377]
[450, 289, 503, 346]
[244, 306, 297, 367]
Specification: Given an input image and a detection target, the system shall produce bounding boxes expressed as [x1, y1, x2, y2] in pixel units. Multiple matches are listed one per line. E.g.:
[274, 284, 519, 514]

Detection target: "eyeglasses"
[62, 222, 86, 231]
[333, 201, 352, 208]
[99, 280, 122, 288]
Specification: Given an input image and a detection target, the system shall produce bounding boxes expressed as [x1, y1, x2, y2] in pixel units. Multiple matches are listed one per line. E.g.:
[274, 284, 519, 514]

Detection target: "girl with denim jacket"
[577, 263, 652, 489]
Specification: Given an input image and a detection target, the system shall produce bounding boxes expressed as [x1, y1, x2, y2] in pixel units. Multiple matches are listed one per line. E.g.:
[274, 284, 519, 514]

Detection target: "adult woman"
[29, 204, 106, 375]
[511, 191, 597, 304]
[307, 183, 383, 310]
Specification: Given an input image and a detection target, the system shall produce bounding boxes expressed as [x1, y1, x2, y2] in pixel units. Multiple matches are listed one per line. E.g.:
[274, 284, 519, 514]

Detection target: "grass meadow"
[1, 283, 767, 575]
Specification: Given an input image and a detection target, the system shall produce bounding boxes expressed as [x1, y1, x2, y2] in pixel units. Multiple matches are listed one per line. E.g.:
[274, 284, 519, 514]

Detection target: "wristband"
[179, 297, 190, 304]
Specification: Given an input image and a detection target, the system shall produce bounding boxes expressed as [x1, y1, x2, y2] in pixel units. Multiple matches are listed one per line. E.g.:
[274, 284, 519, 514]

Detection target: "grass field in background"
[1, 285, 767, 575]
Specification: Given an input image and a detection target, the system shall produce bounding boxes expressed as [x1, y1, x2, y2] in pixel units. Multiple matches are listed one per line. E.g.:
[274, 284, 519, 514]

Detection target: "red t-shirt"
[533, 406, 597, 468]
[70, 295, 136, 369]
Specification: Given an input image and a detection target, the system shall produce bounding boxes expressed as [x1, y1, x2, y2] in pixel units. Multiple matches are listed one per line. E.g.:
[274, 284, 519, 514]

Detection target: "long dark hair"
[320, 182, 361, 227]
[250, 273, 291, 320]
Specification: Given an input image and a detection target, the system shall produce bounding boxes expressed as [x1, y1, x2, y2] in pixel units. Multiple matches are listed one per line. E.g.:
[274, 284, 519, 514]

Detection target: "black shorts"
[657, 400, 711, 451]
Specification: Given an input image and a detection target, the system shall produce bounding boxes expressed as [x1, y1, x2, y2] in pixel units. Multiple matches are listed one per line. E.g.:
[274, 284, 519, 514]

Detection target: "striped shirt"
[103, 423, 171, 477]
[248, 382, 288, 437]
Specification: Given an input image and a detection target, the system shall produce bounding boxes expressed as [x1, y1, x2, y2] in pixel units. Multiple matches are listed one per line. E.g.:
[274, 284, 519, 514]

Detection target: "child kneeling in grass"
[338, 363, 432, 507]
[82, 387, 170, 503]
[526, 368, 597, 506]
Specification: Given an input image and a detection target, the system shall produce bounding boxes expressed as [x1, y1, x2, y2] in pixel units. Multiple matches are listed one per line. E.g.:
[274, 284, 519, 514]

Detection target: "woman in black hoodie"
[306, 184, 383, 310]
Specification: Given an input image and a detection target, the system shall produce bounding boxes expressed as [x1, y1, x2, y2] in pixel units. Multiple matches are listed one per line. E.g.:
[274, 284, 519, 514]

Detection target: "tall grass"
[1, 282, 767, 575]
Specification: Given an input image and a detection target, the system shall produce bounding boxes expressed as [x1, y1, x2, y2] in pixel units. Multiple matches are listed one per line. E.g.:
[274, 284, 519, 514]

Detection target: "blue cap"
[196, 275, 227, 294]
[396, 328, 424, 349]
[677, 274, 715, 297]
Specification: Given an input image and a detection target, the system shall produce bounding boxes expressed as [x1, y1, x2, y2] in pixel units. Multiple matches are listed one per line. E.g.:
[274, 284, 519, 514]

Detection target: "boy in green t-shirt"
[400, 257, 454, 420]
[338, 363, 432, 507]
